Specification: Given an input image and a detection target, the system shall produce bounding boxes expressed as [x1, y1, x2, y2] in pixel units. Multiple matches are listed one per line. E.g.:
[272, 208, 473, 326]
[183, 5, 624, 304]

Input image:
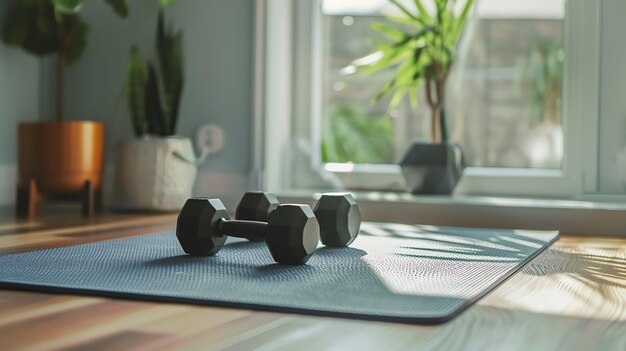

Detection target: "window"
[260, 0, 601, 197]
[321, 0, 565, 169]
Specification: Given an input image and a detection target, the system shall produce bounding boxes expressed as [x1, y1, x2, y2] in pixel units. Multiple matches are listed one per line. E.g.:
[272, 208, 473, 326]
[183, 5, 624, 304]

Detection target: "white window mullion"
[262, 0, 294, 192]
[561, 0, 600, 195]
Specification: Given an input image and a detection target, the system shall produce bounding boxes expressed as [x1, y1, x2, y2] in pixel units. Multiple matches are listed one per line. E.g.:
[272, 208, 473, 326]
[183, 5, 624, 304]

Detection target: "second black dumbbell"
[176, 198, 319, 265]
[236, 192, 361, 247]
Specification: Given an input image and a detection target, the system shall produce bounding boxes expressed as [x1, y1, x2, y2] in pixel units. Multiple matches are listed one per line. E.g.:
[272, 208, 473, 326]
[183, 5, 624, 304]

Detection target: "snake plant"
[125, 10, 184, 137]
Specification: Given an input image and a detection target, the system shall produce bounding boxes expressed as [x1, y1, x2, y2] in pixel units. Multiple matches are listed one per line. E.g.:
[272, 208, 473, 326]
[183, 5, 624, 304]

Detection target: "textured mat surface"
[0, 223, 558, 324]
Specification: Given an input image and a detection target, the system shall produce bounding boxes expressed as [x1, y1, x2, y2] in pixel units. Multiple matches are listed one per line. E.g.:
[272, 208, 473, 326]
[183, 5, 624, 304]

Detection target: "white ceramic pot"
[114, 136, 197, 211]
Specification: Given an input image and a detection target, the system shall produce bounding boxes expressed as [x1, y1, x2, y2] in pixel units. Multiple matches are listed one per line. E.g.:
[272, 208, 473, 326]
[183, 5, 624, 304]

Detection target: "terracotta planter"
[18, 121, 105, 195]
[114, 136, 197, 211]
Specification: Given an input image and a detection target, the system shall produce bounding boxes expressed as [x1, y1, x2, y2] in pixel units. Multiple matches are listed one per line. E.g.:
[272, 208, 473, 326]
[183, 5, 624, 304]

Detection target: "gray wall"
[0, 3, 42, 204]
[60, 0, 255, 204]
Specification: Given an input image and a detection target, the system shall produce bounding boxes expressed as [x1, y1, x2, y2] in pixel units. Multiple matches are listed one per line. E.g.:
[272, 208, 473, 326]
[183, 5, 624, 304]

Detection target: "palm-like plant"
[352, 0, 474, 143]
[2, 0, 129, 121]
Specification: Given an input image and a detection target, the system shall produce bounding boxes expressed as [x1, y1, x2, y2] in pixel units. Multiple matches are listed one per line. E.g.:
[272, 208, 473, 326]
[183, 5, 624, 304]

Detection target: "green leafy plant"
[322, 105, 394, 164]
[351, 0, 474, 143]
[2, 0, 129, 121]
[516, 40, 563, 126]
[125, 11, 183, 137]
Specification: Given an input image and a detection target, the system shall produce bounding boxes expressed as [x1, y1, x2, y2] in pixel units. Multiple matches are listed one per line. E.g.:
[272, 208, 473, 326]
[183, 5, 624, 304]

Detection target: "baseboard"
[1, 163, 248, 210]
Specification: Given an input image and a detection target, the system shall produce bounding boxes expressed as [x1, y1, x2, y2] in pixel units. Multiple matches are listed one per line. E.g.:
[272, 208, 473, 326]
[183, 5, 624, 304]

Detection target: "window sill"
[277, 190, 626, 237]
[318, 164, 583, 198]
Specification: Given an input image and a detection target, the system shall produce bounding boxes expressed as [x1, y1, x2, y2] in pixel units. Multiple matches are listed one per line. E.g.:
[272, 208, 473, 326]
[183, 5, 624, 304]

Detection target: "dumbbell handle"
[216, 218, 268, 239]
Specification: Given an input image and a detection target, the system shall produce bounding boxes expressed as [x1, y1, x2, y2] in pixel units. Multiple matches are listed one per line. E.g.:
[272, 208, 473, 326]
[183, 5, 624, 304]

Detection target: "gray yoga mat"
[0, 222, 558, 324]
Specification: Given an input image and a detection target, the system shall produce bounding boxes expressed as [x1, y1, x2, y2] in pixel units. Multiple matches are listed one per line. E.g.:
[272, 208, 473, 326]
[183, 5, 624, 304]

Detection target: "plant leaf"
[145, 63, 166, 136]
[386, 57, 419, 109]
[436, 0, 447, 30]
[156, 11, 184, 135]
[6, 2, 60, 56]
[374, 77, 397, 102]
[370, 21, 406, 42]
[389, 0, 421, 24]
[104, 0, 129, 18]
[413, 0, 432, 23]
[63, 14, 88, 65]
[388, 84, 408, 110]
[360, 24, 433, 75]
[125, 46, 149, 136]
[450, 0, 474, 45]
[51, 0, 84, 14]
[3, 5, 36, 46]
[159, 0, 177, 7]
[384, 14, 420, 27]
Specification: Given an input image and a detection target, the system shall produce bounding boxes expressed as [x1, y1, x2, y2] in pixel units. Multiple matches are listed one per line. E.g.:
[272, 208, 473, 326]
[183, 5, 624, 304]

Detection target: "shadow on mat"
[248, 247, 367, 275]
[141, 241, 263, 267]
[140, 245, 402, 297]
[360, 223, 553, 264]
[142, 243, 368, 274]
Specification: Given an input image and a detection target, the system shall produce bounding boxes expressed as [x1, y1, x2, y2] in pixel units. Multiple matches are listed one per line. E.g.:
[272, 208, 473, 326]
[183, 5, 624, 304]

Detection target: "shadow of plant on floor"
[525, 244, 626, 290]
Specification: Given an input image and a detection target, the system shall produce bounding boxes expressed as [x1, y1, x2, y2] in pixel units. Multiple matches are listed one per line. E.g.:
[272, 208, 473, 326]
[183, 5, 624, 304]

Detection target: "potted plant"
[3, 0, 128, 216]
[352, 0, 474, 194]
[114, 10, 196, 211]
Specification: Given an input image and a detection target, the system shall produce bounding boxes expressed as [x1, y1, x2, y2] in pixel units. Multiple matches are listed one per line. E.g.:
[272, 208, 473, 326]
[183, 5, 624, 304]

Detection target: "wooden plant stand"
[16, 179, 101, 218]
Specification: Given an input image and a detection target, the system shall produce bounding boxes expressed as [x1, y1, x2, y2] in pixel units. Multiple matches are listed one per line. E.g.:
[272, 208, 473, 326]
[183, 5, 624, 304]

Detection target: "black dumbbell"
[237, 192, 361, 247]
[176, 198, 319, 265]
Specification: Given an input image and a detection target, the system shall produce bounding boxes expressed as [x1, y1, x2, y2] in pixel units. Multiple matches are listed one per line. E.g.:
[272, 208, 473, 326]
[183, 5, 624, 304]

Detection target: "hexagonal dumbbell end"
[176, 198, 229, 256]
[236, 191, 280, 222]
[266, 204, 320, 265]
[313, 194, 361, 247]
[236, 192, 279, 241]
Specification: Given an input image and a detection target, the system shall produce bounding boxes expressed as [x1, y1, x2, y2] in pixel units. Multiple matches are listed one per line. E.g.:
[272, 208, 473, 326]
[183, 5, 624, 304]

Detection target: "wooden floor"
[0, 207, 624, 350]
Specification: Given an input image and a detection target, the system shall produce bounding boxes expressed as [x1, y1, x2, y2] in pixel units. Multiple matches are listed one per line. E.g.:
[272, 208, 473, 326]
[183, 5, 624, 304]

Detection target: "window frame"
[258, 0, 601, 198]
